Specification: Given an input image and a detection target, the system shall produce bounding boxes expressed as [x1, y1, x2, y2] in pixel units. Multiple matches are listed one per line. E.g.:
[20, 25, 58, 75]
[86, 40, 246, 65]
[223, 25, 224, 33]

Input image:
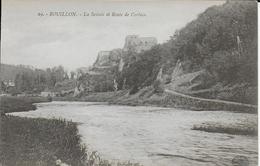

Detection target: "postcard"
[0, 0, 257, 166]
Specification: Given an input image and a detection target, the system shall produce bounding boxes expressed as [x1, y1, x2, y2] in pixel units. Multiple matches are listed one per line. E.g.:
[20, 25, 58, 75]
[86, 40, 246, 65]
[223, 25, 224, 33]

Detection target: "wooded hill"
[117, 1, 257, 104]
[0, 64, 35, 81]
[0, 64, 73, 93]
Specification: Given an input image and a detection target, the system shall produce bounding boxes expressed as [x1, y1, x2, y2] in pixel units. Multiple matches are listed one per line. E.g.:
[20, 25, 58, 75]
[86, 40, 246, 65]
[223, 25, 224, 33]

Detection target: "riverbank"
[0, 96, 51, 114]
[8, 101, 258, 166]
[0, 96, 140, 166]
[53, 88, 257, 136]
[0, 115, 87, 166]
[0, 96, 85, 166]
[54, 87, 257, 113]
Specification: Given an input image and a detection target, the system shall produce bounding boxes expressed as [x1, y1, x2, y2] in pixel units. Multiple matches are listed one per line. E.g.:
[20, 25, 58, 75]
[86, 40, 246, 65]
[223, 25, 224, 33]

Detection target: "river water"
[10, 101, 257, 166]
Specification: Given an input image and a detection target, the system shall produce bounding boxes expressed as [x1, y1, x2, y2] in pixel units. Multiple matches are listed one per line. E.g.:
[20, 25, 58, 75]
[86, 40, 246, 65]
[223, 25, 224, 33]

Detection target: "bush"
[153, 80, 164, 93]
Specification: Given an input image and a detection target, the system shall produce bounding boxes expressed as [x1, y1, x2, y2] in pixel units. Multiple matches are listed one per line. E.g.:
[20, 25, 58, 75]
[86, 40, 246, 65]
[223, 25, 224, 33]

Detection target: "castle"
[94, 49, 122, 67]
[94, 51, 111, 66]
[123, 35, 157, 53]
[94, 35, 157, 67]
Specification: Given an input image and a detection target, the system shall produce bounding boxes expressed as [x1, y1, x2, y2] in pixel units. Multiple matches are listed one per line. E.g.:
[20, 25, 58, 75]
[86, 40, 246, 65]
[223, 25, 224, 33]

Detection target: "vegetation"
[0, 116, 87, 166]
[77, 71, 116, 93]
[0, 64, 35, 81]
[118, 46, 162, 91]
[54, 90, 129, 103]
[0, 96, 141, 166]
[0, 65, 73, 94]
[14, 66, 70, 92]
[56, 87, 257, 113]
[1, 2, 257, 106]
[0, 96, 51, 114]
[152, 80, 164, 94]
[0, 116, 141, 166]
[117, 1, 257, 104]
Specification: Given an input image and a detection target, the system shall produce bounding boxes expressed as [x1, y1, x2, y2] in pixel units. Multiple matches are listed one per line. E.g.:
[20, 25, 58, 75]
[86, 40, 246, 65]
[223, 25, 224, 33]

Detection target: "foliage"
[0, 96, 141, 166]
[119, 1, 257, 102]
[0, 96, 51, 114]
[13, 65, 71, 93]
[0, 64, 35, 81]
[169, 1, 257, 85]
[153, 80, 164, 94]
[118, 46, 163, 92]
[0, 115, 87, 166]
[77, 72, 114, 93]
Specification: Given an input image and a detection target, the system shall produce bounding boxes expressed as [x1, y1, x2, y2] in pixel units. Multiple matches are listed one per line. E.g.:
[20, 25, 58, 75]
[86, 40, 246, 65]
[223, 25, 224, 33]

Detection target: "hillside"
[75, 1, 257, 105]
[115, 1, 257, 105]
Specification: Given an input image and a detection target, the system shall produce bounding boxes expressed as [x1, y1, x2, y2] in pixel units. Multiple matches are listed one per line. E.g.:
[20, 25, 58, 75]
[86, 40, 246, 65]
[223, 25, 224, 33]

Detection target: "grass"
[0, 96, 141, 166]
[0, 116, 87, 166]
[54, 90, 129, 103]
[0, 96, 51, 114]
[54, 86, 257, 113]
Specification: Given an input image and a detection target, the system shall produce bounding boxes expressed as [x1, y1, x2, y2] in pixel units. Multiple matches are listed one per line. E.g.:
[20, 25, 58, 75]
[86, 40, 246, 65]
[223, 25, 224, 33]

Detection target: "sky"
[2, 0, 225, 71]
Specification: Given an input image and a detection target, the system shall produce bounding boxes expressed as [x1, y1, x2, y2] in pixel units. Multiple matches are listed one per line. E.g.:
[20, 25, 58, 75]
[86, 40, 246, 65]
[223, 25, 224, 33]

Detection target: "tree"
[70, 71, 76, 80]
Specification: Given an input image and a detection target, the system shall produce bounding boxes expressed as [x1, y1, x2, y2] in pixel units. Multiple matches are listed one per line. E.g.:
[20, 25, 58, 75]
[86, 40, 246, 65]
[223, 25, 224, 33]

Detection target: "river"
[10, 101, 257, 166]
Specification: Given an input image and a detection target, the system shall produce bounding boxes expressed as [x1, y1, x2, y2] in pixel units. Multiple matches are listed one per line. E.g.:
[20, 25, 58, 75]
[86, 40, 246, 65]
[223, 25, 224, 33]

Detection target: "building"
[94, 51, 111, 66]
[123, 35, 157, 53]
[3, 80, 15, 87]
[94, 49, 122, 67]
[40, 91, 57, 97]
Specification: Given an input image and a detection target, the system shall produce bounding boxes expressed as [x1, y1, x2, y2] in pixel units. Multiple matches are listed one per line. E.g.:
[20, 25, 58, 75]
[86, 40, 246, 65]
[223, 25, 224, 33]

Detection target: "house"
[40, 91, 57, 97]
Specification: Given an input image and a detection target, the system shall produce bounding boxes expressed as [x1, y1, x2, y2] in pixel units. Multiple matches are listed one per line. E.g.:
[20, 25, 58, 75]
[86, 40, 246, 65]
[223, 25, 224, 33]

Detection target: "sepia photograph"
[0, 0, 258, 166]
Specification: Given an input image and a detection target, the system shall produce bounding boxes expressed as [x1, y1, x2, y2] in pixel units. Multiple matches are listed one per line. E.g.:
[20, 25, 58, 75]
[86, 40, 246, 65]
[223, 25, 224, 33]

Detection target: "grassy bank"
[0, 116, 140, 166]
[0, 96, 140, 166]
[0, 96, 51, 114]
[53, 90, 128, 103]
[0, 116, 87, 166]
[54, 87, 257, 113]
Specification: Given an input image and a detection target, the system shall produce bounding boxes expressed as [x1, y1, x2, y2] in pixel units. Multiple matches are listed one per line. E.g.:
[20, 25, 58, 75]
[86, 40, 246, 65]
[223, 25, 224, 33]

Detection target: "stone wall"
[93, 35, 157, 68]
[94, 49, 122, 67]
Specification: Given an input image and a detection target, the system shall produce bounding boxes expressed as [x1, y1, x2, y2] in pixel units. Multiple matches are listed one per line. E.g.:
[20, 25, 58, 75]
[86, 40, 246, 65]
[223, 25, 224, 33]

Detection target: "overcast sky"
[2, 0, 224, 71]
